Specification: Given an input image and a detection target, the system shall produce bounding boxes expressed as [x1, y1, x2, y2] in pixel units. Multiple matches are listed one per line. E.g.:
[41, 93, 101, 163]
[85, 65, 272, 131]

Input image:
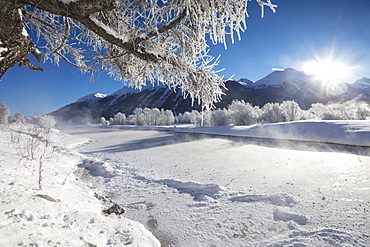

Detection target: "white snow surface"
[58, 120, 370, 246]
[0, 127, 160, 247]
[2, 120, 369, 246]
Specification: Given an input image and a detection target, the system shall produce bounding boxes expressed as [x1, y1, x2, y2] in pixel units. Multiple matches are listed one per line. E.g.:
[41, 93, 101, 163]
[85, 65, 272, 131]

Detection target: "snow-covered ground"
[58, 120, 370, 246]
[0, 126, 160, 246]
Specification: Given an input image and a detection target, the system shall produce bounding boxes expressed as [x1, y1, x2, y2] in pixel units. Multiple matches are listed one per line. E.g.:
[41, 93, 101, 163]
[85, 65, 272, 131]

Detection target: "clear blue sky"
[1, 0, 370, 116]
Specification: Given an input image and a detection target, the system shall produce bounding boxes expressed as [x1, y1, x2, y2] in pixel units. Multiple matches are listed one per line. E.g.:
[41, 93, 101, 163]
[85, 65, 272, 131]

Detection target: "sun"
[302, 57, 352, 83]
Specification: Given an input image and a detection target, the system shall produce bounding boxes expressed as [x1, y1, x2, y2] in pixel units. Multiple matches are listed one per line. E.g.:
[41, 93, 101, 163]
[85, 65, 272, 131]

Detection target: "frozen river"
[62, 125, 370, 246]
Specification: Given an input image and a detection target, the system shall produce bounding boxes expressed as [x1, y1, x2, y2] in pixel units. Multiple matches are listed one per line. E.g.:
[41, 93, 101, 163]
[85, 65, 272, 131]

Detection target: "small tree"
[228, 100, 261, 126]
[100, 117, 109, 125]
[211, 109, 229, 126]
[280, 100, 302, 122]
[12, 112, 26, 124]
[0, 102, 10, 126]
[37, 115, 56, 133]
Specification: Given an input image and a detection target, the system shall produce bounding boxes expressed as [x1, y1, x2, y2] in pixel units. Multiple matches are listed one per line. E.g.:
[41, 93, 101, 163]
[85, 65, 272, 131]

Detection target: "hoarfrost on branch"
[0, 0, 276, 108]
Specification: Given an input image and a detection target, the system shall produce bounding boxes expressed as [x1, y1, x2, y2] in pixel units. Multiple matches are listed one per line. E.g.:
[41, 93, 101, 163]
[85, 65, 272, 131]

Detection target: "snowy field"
[1, 120, 370, 246]
[62, 120, 370, 246]
[0, 126, 160, 246]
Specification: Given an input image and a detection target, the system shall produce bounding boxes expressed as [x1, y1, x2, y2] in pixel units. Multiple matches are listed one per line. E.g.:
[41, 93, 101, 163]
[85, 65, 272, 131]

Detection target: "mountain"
[352, 77, 370, 91]
[253, 68, 309, 87]
[50, 69, 370, 124]
[76, 93, 108, 103]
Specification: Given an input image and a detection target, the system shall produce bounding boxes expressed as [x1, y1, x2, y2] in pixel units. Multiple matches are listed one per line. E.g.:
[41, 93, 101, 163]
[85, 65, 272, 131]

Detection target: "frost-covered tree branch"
[0, 0, 277, 108]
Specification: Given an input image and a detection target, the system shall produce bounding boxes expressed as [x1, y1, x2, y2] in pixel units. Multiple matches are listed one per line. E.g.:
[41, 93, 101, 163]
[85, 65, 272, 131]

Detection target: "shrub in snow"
[342, 101, 370, 120]
[176, 112, 192, 124]
[309, 103, 350, 120]
[111, 112, 127, 125]
[9, 117, 57, 190]
[0, 102, 10, 126]
[37, 115, 56, 133]
[128, 108, 145, 126]
[10, 112, 26, 124]
[210, 109, 229, 126]
[356, 104, 370, 120]
[280, 100, 303, 122]
[260, 103, 285, 123]
[176, 110, 202, 125]
[100, 117, 109, 125]
[308, 103, 326, 120]
[160, 109, 175, 125]
[228, 100, 261, 126]
[128, 108, 175, 126]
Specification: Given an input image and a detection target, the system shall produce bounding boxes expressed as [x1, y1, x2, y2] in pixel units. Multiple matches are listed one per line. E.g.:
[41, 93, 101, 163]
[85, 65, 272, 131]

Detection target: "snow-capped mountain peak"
[352, 77, 370, 91]
[76, 93, 107, 103]
[254, 68, 309, 87]
[238, 78, 254, 86]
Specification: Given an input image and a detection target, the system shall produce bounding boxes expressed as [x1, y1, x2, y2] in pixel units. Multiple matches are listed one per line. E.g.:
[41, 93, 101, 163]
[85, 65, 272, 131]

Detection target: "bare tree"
[0, 0, 276, 107]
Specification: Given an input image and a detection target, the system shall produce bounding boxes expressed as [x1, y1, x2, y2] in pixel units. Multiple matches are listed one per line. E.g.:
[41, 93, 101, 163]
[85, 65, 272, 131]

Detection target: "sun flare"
[302, 57, 353, 83]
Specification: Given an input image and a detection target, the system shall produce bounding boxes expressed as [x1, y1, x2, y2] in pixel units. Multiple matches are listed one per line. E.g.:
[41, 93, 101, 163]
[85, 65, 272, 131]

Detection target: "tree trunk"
[0, 1, 43, 79]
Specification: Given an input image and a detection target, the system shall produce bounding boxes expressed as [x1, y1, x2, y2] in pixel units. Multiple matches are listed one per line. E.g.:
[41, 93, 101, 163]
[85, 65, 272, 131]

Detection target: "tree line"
[100, 100, 370, 127]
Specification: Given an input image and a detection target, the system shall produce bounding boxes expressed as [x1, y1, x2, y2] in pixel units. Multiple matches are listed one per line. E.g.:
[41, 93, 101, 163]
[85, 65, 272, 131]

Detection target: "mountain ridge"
[50, 68, 370, 124]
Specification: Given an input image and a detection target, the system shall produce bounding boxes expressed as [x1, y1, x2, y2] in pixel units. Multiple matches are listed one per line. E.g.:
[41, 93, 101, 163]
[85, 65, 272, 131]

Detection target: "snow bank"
[0, 127, 160, 247]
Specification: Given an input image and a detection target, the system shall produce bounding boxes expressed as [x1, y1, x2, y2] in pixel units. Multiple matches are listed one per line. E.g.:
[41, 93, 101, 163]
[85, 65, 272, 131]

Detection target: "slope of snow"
[76, 93, 108, 103]
[0, 127, 160, 247]
[61, 120, 370, 246]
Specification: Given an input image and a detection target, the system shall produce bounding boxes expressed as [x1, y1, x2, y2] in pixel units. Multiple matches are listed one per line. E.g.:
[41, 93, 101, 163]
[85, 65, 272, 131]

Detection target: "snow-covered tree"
[260, 102, 283, 123]
[111, 112, 127, 125]
[160, 109, 175, 125]
[210, 109, 229, 126]
[280, 100, 302, 122]
[13, 112, 26, 124]
[0, 102, 10, 125]
[0, 0, 276, 108]
[100, 117, 109, 125]
[37, 115, 56, 132]
[228, 100, 261, 126]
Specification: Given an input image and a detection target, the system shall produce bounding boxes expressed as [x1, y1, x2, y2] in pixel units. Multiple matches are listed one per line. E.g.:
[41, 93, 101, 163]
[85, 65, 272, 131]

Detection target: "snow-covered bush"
[228, 100, 261, 126]
[111, 112, 127, 125]
[260, 103, 285, 123]
[176, 110, 202, 125]
[160, 109, 175, 125]
[9, 117, 57, 190]
[0, 102, 10, 126]
[100, 117, 109, 125]
[9, 112, 26, 124]
[356, 103, 370, 120]
[210, 109, 229, 126]
[260, 101, 303, 123]
[128, 108, 175, 126]
[280, 100, 303, 122]
[309, 103, 349, 120]
[36, 115, 56, 133]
